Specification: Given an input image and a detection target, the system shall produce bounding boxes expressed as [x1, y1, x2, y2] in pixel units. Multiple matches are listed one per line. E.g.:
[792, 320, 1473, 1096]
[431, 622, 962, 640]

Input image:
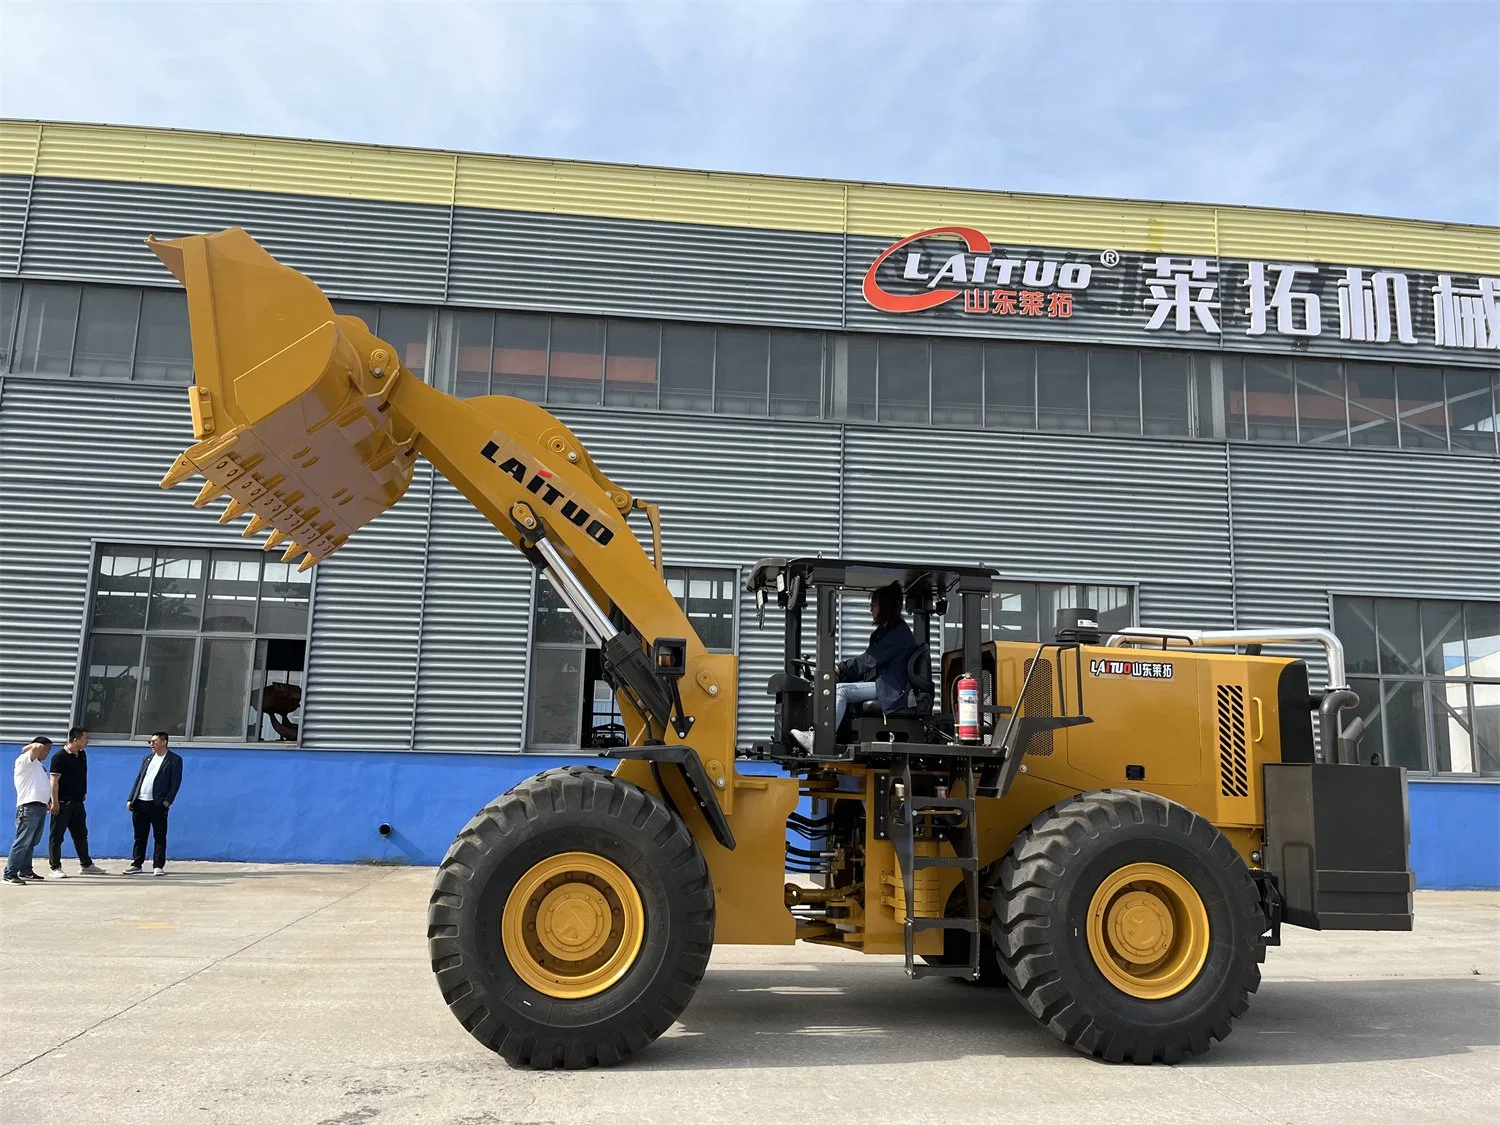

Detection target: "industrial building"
[0, 119, 1494, 886]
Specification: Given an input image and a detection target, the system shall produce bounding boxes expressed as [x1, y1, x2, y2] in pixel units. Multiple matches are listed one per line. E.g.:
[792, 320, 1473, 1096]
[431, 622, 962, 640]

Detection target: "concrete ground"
[0, 862, 1496, 1125]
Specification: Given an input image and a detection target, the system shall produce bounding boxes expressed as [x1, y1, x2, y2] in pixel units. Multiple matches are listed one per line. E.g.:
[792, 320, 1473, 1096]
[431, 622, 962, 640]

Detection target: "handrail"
[1105, 627, 1348, 689]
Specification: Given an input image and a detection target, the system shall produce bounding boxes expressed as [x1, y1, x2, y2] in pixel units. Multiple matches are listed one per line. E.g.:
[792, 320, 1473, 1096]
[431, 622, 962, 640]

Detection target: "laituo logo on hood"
[862, 225, 1104, 319]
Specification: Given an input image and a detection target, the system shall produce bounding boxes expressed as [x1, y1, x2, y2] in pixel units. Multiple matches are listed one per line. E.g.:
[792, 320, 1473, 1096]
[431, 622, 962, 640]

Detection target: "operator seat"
[852, 645, 937, 742]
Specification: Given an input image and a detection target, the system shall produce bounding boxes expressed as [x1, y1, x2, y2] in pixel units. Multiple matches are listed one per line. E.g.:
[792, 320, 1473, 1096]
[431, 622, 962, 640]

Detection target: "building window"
[5, 281, 194, 381]
[440, 311, 826, 422]
[606, 319, 662, 410]
[1333, 595, 1500, 776]
[524, 565, 737, 750]
[0, 281, 435, 386]
[943, 580, 1137, 651]
[10, 279, 1489, 459]
[0, 279, 18, 369]
[1225, 354, 1498, 454]
[78, 545, 311, 742]
[548, 317, 605, 407]
[770, 330, 824, 418]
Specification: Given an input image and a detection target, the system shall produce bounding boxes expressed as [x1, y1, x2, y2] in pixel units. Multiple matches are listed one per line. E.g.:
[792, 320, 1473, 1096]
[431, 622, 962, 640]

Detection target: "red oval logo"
[861, 225, 993, 313]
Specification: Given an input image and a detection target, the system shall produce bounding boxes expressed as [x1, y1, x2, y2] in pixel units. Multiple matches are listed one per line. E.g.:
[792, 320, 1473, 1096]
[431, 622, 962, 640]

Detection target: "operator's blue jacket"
[837, 618, 920, 714]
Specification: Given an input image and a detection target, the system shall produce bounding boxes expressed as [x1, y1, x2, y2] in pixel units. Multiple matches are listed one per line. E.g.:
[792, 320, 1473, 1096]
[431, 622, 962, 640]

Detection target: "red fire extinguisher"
[956, 673, 980, 743]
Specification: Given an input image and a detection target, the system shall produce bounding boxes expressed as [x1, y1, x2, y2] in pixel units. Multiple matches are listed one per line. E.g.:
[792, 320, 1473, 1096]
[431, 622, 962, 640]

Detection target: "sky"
[0, 0, 1496, 226]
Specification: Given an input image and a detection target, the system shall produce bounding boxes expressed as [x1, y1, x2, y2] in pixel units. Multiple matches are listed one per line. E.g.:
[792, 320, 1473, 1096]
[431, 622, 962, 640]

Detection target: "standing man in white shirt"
[5, 737, 55, 886]
[124, 731, 183, 876]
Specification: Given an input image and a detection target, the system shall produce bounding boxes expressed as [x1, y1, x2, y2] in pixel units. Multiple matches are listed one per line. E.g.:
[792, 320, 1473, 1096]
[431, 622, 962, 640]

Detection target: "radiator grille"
[1217, 684, 1249, 797]
[1020, 658, 1056, 757]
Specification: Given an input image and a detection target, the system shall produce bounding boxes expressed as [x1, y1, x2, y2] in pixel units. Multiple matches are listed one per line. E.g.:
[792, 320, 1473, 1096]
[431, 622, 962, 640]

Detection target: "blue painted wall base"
[6, 743, 1496, 889]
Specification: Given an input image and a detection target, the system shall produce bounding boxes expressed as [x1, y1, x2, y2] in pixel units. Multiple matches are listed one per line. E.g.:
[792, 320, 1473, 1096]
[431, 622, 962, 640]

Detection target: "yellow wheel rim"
[1086, 862, 1210, 1000]
[501, 851, 645, 1000]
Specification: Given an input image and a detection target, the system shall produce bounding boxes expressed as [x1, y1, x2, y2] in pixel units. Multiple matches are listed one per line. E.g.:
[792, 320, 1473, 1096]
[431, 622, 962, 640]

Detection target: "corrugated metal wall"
[447, 208, 844, 327]
[10, 172, 1492, 373]
[1229, 444, 1500, 682]
[559, 412, 845, 743]
[18, 180, 452, 302]
[1, 373, 1495, 746]
[0, 122, 1493, 750]
[0, 379, 278, 733]
[411, 480, 535, 753]
[0, 175, 31, 272]
[298, 465, 432, 750]
[839, 427, 1236, 629]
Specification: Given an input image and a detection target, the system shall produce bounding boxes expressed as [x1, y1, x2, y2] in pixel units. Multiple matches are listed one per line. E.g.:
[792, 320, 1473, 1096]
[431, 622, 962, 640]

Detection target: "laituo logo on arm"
[481, 440, 616, 545]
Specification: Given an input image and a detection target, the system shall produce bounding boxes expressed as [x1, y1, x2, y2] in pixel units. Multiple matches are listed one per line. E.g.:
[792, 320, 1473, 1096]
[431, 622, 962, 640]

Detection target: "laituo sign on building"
[857, 225, 1498, 363]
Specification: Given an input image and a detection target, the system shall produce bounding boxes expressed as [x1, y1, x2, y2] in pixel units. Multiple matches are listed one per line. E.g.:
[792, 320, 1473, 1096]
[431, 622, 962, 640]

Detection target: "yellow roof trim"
[2, 119, 1496, 273]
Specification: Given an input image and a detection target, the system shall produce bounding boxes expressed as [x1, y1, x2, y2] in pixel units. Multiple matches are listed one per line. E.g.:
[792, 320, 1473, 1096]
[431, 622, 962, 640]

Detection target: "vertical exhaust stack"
[146, 228, 420, 570]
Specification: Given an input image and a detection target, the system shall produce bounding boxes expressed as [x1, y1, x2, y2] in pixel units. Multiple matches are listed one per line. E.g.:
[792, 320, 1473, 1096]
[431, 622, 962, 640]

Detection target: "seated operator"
[790, 581, 919, 751]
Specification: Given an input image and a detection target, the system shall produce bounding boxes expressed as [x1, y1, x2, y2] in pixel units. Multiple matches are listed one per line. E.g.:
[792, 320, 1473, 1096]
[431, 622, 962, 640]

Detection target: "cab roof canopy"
[745, 557, 997, 599]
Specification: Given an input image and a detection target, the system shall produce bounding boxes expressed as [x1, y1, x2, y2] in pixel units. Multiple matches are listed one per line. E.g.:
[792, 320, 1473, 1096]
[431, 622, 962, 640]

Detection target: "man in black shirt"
[47, 727, 107, 878]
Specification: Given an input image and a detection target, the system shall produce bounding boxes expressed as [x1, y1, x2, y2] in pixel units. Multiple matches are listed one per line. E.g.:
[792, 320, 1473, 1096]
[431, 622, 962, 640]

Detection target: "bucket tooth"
[193, 480, 227, 508]
[264, 530, 289, 552]
[243, 514, 272, 538]
[218, 500, 251, 525]
[296, 552, 322, 574]
[281, 540, 307, 563]
[160, 454, 198, 490]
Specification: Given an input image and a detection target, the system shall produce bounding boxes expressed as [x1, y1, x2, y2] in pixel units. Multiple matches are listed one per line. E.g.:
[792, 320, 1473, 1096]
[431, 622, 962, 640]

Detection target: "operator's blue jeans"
[5, 802, 46, 878]
[836, 681, 880, 727]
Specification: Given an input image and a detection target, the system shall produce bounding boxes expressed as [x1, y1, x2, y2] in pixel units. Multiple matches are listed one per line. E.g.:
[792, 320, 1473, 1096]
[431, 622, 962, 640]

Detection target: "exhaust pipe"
[1106, 627, 1349, 690]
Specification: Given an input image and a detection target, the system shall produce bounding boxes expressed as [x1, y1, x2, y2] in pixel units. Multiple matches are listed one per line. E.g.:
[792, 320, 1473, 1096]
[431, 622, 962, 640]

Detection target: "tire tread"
[427, 768, 713, 1069]
[992, 790, 1264, 1065]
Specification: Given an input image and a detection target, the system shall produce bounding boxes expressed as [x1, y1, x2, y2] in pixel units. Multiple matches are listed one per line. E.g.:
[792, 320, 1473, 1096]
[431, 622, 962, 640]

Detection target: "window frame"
[5, 280, 1493, 460]
[521, 562, 740, 752]
[70, 538, 319, 746]
[942, 575, 1141, 651]
[1328, 590, 1500, 779]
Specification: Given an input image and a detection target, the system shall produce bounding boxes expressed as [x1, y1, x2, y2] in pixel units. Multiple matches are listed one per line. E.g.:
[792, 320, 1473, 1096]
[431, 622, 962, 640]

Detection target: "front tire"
[993, 791, 1263, 1064]
[428, 768, 715, 1069]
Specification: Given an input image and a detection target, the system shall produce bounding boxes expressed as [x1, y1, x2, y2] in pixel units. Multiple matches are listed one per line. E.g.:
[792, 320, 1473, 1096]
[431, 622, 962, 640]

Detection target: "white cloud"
[1, 0, 1494, 224]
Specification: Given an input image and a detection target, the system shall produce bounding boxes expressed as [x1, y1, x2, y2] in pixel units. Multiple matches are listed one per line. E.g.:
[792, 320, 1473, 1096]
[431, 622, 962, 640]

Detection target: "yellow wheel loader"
[146, 228, 1416, 1069]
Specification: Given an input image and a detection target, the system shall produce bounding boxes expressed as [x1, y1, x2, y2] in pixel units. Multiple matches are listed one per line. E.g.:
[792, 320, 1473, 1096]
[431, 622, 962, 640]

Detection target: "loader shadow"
[634, 961, 1079, 1071]
[1201, 977, 1500, 1068]
[631, 965, 1500, 1072]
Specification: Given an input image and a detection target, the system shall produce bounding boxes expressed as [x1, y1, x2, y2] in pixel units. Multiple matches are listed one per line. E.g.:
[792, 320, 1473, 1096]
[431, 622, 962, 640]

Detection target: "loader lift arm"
[145, 227, 740, 845]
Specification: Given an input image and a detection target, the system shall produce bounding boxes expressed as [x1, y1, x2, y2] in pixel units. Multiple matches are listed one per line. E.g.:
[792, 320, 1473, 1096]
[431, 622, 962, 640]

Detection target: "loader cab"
[745, 557, 998, 760]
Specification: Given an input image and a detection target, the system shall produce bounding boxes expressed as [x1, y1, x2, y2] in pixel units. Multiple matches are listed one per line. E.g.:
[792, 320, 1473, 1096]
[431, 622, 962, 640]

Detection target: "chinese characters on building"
[1142, 257, 1498, 351]
[962, 288, 1074, 318]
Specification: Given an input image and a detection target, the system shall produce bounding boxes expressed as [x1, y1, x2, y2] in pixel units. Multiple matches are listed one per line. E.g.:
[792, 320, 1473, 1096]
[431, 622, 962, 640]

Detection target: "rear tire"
[993, 790, 1263, 1064]
[428, 768, 714, 1069]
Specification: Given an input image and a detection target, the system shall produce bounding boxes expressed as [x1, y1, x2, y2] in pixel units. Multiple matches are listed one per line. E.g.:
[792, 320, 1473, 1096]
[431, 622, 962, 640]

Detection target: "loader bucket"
[147, 228, 418, 570]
